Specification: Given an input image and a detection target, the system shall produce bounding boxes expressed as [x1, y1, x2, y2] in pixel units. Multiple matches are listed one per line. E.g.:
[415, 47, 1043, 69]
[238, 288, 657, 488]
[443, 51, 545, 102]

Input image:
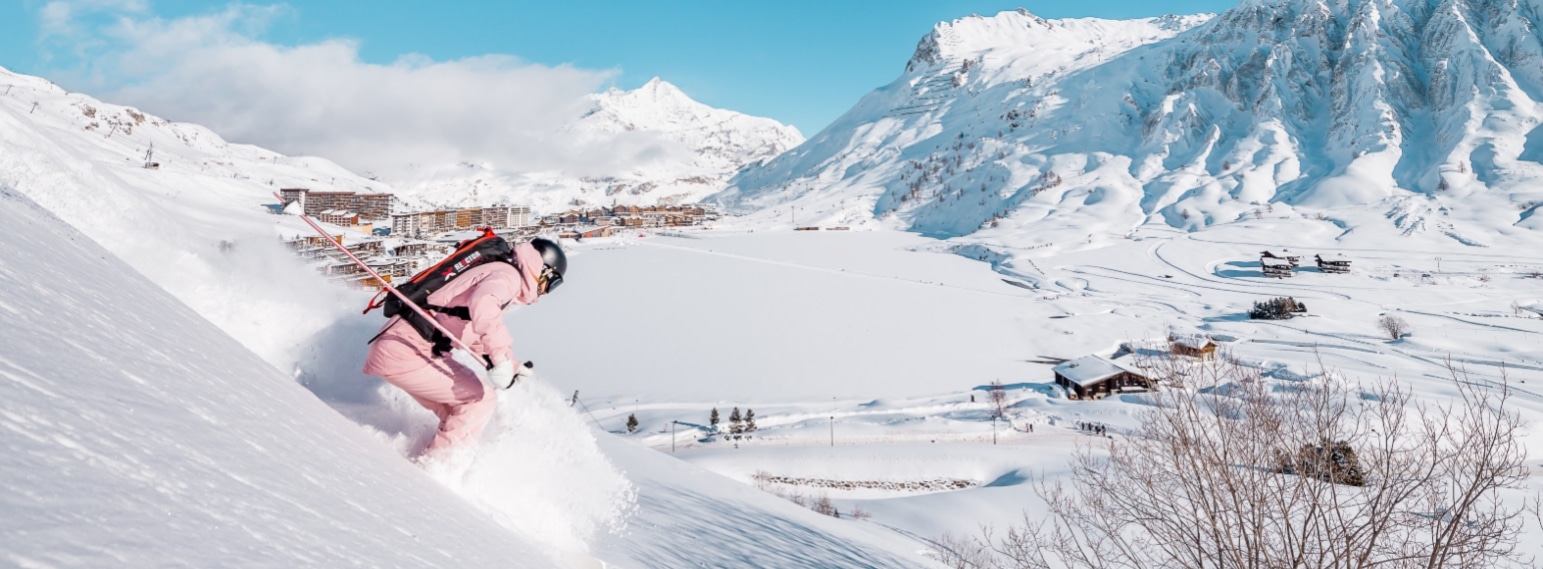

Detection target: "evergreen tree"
[709, 407, 719, 429]
[626, 413, 639, 434]
[1249, 296, 1305, 320]
[729, 407, 743, 435]
[745, 409, 757, 432]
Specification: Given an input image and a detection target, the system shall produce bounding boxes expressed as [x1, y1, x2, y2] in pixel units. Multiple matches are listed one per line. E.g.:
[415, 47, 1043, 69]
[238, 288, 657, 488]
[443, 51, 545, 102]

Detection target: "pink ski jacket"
[362, 242, 545, 377]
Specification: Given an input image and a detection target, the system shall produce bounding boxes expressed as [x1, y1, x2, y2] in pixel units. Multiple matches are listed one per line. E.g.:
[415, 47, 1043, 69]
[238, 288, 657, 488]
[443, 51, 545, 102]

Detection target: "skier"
[363, 237, 567, 456]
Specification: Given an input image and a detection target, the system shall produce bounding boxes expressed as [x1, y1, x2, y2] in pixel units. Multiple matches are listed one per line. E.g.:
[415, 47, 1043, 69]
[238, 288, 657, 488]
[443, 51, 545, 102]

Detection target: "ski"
[290, 206, 475, 354]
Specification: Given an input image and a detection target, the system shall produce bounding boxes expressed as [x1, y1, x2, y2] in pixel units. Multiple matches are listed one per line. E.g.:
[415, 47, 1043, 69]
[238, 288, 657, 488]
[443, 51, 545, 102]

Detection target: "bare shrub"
[751, 470, 772, 492]
[848, 504, 872, 521]
[1379, 314, 1412, 340]
[788, 490, 807, 508]
[1130, 346, 1255, 391]
[931, 532, 994, 569]
[812, 494, 838, 518]
[967, 355, 1530, 569]
[988, 380, 1008, 418]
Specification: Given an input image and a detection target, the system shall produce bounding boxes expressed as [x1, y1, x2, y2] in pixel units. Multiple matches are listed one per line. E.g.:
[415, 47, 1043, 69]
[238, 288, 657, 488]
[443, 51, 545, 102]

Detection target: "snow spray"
[423, 376, 636, 554]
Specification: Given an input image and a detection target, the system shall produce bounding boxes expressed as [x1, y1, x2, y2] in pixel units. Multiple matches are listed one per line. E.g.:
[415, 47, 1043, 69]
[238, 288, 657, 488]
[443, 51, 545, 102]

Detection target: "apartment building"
[280, 188, 395, 221]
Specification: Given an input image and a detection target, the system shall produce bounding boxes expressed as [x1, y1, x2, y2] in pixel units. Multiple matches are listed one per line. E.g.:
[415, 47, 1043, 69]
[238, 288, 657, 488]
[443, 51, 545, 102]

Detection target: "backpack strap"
[427, 304, 471, 321]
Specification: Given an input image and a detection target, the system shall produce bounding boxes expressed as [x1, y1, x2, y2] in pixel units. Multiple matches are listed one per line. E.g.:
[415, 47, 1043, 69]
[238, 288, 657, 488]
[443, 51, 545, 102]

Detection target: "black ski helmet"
[529, 237, 567, 277]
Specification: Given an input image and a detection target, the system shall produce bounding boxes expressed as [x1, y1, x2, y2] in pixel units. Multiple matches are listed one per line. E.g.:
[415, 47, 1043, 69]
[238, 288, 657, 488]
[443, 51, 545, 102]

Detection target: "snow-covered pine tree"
[729, 407, 743, 436]
[745, 409, 757, 432]
[710, 407, 719, 429]
[626, 413, 639, 434]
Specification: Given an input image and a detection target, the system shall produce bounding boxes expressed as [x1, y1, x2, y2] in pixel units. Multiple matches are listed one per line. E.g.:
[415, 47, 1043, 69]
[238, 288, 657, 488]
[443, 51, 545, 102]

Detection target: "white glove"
[490, 360, 534, 389]
[488, 360, 515, 389]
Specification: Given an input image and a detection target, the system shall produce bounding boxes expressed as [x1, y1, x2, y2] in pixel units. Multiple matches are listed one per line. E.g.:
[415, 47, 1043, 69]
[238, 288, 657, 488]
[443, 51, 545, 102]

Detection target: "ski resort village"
[6, 1, 1543, 568]
[271, 187, 719, 287]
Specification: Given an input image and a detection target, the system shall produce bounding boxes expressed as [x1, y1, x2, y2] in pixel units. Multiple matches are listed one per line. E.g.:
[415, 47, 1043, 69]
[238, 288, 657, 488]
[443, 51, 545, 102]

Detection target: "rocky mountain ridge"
[717, 1, 1543, 246]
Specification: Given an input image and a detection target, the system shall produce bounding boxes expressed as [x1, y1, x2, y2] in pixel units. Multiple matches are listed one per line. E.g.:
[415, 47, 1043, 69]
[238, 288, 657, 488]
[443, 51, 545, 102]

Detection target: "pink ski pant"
[381, 359, 497, 453]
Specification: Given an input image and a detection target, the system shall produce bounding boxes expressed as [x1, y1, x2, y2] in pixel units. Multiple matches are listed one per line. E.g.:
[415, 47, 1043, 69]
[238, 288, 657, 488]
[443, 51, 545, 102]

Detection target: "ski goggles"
[539, 265, 564, 294]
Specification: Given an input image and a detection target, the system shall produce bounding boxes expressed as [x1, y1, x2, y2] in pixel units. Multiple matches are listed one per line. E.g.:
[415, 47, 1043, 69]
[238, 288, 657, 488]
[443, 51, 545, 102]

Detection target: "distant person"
[363, 237, 567, 456]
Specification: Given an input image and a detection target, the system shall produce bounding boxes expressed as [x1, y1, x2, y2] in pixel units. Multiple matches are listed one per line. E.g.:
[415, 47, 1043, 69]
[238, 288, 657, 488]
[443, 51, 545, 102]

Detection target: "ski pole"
[295, 212, 474, 354]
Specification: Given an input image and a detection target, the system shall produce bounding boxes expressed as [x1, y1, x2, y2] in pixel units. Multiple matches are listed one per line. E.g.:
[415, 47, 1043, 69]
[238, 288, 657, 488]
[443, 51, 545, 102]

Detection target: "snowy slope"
[0, 187, 563, 567]
[718, 2, 1543, 246]
[0, 64, 380, 369]
[385, 78, 804, 211]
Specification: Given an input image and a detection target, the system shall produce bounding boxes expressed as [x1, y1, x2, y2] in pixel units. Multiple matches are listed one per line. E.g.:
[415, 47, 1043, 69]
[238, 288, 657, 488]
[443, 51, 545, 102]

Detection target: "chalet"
[795, 226, 821, 231]
[1315, 254, 1351, 274]
[1261, 256, 1294, 278]
[1053, 355, 1153, 400]
[1169, 334, 1218, 360]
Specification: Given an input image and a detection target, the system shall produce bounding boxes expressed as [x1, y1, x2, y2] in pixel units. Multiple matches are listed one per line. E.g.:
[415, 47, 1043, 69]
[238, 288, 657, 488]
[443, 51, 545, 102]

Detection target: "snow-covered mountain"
[717, 1, 1543, 246]
[387, 78, 804, 212]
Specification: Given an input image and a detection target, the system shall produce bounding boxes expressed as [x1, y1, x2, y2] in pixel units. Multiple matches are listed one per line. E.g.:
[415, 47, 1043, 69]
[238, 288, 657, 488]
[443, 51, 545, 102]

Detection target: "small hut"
[1169, 334, 1218, 360]
[1053, 355, 1153, 400]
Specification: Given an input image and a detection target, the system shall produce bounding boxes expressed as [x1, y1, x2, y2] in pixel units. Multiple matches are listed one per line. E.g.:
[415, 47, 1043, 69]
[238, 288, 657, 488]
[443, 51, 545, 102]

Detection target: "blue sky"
[3, 0, 1239, 135]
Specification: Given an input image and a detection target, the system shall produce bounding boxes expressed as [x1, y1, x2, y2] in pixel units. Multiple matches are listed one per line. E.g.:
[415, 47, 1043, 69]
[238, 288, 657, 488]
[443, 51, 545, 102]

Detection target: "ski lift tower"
[143, 142, 160, 170]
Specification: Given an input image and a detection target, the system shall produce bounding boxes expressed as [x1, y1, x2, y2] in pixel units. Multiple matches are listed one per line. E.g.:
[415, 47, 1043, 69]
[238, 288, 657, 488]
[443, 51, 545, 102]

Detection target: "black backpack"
[365, 228, 515, 356]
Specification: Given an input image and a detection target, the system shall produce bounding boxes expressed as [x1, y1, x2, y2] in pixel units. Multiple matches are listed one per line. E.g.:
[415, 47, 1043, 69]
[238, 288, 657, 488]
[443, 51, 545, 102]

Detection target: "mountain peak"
[727, 0, 1543, 243]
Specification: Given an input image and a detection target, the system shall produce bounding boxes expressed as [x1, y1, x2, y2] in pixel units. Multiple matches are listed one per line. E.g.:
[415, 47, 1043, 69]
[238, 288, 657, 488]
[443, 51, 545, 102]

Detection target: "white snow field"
[507, 221, 1543, 555]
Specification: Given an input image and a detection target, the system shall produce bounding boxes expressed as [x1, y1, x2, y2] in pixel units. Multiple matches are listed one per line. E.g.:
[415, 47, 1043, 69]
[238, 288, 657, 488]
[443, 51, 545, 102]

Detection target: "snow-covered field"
[497, 219, 1543, 557]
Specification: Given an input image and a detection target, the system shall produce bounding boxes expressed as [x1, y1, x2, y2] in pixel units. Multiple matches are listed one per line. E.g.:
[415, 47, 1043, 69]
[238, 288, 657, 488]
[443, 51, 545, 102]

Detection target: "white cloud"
[36, 2, 657, 178]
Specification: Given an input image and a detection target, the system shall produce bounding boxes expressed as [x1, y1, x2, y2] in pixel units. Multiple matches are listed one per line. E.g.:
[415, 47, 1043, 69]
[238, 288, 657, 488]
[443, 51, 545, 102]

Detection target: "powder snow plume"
[422, 376, 637, 553]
